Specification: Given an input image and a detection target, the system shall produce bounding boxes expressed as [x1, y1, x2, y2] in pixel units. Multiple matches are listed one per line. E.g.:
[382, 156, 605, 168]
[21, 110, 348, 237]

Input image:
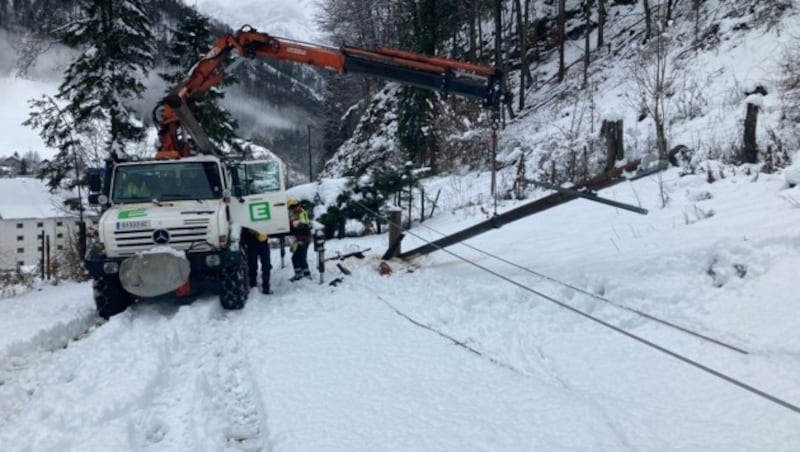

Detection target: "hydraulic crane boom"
[154, 25, 505, 159]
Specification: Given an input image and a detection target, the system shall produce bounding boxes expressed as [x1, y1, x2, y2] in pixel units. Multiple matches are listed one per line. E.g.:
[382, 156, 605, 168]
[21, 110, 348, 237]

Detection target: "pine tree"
[159, 8, 240, 153]
[396, 0, 441, 170]
[26, 0, 155, 189]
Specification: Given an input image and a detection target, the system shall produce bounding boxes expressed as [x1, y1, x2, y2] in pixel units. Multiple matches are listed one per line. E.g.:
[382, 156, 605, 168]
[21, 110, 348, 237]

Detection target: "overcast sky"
[192, 0, 325, 43]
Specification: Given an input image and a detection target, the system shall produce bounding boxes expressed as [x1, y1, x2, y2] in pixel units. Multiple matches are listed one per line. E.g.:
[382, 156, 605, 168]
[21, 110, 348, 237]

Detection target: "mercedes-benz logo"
[152, 229, 170, 244]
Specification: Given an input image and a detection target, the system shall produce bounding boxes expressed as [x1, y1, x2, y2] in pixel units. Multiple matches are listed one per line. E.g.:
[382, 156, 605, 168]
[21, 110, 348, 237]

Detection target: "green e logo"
[249, 202, 271, 221]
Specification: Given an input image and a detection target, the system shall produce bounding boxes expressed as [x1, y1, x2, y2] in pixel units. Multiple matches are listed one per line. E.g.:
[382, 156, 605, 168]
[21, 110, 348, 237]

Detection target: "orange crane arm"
[154, 26, 504, 159]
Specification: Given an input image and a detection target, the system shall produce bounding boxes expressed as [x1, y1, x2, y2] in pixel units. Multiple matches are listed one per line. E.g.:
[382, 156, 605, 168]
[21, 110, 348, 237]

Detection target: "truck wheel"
[220, 247, 248, 310]
[93, 275, 133, 319]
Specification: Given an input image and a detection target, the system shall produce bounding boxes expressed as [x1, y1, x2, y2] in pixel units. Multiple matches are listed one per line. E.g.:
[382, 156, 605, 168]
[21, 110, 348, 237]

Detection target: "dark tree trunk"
[494, 0, 502, 68]
[584, 0, 593, 88]
[693, 0, 702, 45]
[477, 0, 484, 60]
[558, 0, 566, 82]
[515, 0, 532, 109]
[665, 0, 676, 25]
[468, 0, 477, 60]
[597, 0, 606, 49]
[656, 120, 668, 161]
[643, 0, 652, 40]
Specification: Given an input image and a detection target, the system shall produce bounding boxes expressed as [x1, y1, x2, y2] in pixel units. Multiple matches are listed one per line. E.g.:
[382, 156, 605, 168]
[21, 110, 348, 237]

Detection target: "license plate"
[116, 220, 151, 230]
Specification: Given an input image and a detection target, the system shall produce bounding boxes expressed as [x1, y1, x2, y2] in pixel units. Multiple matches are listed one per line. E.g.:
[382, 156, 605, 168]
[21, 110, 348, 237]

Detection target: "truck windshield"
[111, 161, 223, 204]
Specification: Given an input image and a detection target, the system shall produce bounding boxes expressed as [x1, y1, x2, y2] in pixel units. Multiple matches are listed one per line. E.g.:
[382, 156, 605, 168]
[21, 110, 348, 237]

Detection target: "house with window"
[0, 178, 79, 270]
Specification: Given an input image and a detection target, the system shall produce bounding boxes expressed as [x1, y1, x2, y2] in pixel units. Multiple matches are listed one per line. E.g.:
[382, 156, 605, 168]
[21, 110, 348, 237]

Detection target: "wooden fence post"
[386, 208, 403, 259]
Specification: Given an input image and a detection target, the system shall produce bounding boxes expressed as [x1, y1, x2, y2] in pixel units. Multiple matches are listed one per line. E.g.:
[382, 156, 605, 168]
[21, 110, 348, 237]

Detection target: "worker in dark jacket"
[287, 198, 312, 281]
[243, 228, 272, 294]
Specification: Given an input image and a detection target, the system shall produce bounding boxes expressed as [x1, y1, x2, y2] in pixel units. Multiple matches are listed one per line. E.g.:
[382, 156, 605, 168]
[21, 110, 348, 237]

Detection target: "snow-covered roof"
[0, 177, 72, 220]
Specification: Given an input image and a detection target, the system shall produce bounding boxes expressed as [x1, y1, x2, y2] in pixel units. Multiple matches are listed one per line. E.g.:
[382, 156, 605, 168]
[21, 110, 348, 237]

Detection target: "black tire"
[220, 247, 249, 310]
[93, 275, 134, 319]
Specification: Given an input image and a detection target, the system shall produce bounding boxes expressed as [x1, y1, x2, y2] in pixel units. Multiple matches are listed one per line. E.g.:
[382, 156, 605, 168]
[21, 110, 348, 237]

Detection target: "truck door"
[229, 160, 291, 236]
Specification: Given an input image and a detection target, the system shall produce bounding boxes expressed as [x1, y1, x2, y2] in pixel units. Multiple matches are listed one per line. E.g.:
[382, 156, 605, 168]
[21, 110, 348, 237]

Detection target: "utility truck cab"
[85, 155, 290, 318]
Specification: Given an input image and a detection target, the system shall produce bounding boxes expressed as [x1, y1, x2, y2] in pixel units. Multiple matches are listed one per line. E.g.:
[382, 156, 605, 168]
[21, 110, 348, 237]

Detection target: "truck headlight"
[205, 254, 221, 267]
[103, 262, 119, 274]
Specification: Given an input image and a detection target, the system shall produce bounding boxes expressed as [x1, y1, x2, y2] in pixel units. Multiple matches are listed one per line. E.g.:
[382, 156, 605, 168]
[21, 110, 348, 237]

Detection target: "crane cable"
[354, 200, 800, 415]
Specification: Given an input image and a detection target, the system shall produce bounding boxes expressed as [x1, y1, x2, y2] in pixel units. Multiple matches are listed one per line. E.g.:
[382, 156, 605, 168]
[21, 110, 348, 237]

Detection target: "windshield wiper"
[159, 194, 208, 204]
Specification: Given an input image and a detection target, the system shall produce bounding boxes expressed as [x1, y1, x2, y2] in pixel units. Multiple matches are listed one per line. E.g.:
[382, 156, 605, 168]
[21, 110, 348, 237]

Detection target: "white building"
[0, 178, 79, 270]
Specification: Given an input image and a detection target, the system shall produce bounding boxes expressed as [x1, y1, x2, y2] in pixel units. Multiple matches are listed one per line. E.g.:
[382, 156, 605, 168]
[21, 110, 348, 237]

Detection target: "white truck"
[82, 25, 502, 318]
[85, 155, 290, 318]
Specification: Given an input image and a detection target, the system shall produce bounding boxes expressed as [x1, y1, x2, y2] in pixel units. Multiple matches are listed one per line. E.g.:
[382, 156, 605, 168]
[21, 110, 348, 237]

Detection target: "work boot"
[262, 285, 273, 295]
[289, 270, 303, 282]
[303, 270, 312, 279]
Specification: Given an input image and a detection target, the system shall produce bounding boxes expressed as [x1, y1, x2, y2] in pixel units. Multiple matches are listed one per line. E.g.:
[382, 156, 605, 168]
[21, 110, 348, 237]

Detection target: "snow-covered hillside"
[501, 0, 800, 184]
[193, 0, 324, 42]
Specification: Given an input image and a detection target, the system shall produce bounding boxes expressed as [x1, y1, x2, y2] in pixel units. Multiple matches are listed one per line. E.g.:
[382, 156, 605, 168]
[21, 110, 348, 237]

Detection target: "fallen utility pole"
[528, 180, 648, 215]
[398, 159, 659, 260]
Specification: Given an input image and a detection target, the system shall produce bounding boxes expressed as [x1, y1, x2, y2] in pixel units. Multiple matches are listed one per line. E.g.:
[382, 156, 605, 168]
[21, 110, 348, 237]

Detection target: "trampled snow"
[1, 165, 800, 451]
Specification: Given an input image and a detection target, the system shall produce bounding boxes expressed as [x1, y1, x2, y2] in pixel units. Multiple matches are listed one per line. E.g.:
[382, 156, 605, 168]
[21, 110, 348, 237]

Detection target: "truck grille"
[112, 218, 212, 256]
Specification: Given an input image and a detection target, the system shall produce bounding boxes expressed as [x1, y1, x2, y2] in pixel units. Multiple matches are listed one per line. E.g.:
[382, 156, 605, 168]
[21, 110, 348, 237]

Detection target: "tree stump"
[601, 119, 624, 171]
[743, 85, 768, 164]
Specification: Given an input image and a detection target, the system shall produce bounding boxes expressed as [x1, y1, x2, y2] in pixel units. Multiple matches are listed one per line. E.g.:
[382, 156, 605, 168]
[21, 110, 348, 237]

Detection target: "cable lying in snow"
[416, 222, 750, 355]
[354, 200, 800, 416]
[375, 295, 526, 377]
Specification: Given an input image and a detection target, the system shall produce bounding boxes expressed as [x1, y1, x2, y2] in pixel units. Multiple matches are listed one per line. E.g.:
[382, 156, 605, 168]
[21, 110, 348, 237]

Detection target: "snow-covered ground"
[2, 1, 800, 450]
[2, 164, 800, 451]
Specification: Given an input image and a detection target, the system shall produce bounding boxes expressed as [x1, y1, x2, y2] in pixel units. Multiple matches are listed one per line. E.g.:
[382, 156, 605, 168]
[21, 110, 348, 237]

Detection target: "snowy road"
[0, 281, 626, 451]
[3, 170, 800, 451]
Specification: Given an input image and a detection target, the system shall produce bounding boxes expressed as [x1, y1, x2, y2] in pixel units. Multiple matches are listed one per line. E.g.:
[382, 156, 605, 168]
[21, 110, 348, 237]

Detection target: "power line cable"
[414, 221, 749, 355]
[355, 200, 800, 415]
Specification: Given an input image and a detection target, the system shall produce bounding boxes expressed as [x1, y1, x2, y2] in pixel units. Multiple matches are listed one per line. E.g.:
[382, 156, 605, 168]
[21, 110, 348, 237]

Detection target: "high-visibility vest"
[124, 181, 148, 197]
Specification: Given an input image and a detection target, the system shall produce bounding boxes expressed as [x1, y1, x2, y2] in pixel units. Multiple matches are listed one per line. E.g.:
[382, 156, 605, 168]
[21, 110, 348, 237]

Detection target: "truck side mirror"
[87, 171, 103, 192]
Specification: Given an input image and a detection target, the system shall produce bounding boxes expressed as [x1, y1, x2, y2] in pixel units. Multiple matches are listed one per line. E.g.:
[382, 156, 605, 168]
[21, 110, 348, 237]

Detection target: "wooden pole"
[386, 208, 403, 259]
[45, 235, 51, 280]
[39, 231, 45, 279]
[307, 124, 313, 182]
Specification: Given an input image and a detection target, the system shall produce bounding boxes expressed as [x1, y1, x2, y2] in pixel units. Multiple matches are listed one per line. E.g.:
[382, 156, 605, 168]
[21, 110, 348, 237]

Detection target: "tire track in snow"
[127, 304, 218, 451]
[0, 297, 273, 451]
[126, 301, 272, 452]
[204, 327, 271, 451]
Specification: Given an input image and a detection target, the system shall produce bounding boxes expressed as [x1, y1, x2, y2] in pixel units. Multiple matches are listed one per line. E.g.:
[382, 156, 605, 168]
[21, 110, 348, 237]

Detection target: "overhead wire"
[353, 200, 800, 416]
